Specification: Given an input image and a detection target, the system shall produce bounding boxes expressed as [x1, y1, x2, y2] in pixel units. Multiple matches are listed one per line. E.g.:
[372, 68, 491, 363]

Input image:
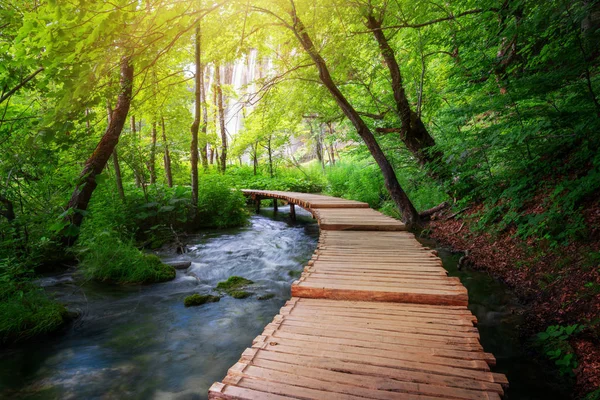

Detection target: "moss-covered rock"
[184, 294, 221, 307]
[216, 276, 254, 291]
[257, 293, 275, 300]
[230, 291, 252, 299]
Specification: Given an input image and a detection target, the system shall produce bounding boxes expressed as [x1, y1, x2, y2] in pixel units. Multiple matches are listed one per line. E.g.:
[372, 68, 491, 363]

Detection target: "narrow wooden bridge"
[209, 190, 508, 400]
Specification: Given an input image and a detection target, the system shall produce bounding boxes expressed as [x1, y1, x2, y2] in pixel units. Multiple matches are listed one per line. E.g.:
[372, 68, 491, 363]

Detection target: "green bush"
[77, 234, 176, 284]
[196, 175, 249, 228]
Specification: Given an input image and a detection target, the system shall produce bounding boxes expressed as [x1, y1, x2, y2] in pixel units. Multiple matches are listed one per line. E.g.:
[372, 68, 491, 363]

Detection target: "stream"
[0, 206, 570, 399]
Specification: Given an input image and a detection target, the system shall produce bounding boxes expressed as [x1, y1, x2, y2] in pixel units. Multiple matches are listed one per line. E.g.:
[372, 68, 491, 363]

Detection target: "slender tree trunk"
[327, 122, 336, 165]
[290, 10, 420, 228]
[112, 150, 125, 201]
[365, 14, 444, 173]
[252, 141, 258, 175]
[209, 146, 214, 164]
[215, 63, 227, 172]
[60, 57, 133, 245]
[190, 26, 201, 207]
[199, 64, 209, 169]
[149, 122, 157, 184]
[0, 194, 15, 222]
[107, 103, 125, 201]
[267, 136, 273, 178]
[161, 117, 173, 187]
[130, 115, 142, 187]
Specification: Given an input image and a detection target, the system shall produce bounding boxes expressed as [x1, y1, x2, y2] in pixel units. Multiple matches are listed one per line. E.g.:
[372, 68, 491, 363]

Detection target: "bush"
[77, 234, 176, 284]
[196, 175, 249, 228]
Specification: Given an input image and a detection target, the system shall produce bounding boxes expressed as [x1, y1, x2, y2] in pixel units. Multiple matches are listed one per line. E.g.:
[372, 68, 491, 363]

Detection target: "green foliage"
[77, 234, 175, 284]
[184, 294, 221, 307]
[535, 324, 585, 377]
[0, 258, 68, 343]
[196, 175, 249, 228]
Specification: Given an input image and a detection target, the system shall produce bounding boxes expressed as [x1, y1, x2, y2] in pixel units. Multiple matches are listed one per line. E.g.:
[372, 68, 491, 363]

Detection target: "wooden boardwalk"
[209, 190, 507, 400]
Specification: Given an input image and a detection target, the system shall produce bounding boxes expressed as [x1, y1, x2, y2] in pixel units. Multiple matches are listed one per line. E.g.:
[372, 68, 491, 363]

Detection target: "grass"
[0, 282, 69, 343]
[184, 294, 221, 307]
[78, 236, 176, 284]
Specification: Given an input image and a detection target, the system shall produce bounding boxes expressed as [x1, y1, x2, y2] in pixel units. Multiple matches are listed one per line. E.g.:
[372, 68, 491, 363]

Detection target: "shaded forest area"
[1, 0, 599, 397]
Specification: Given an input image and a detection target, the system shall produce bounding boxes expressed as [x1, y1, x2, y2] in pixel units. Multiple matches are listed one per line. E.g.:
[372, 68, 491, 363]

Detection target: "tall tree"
[60, 57, 134, 245]
[149, 122, 157, 184]
[190, 26, 201, 208]
[161, 117, 173, 187]
[215, 63, 228, 172]
[257, 3, 420, 227]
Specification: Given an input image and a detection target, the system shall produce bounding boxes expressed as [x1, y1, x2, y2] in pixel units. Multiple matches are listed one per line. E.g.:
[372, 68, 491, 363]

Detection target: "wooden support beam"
[255, 197, 261, 214]
[289, 203, 296, 221]
[273, 199, 278, 213]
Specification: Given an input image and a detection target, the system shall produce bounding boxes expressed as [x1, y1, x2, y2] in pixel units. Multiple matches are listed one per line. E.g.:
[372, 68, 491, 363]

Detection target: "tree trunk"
[107, 103, 125, 201]
[290, 10, 420, 228]
[0, 194, 15, 222]
[209, 145, 214, 165]
[252, 141, 258, 175]
[215, 63, 227, 172]
[149, 122, 157, 184]
[267, 136, 273, 178]
[327, 122, 336, 165]
[365, 14, 444, 173]
[161, 117, 173, 187]
[190, 26, 201, 207]
[112, 149, 125, 201]
[60, 57, 133, 245]
[130, 115, 142, 187]
[200, 63, 209, 170]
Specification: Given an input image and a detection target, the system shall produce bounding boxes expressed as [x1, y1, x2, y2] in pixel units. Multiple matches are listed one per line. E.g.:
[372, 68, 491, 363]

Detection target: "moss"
[215, 276, 255, 299]
[216, 276, 254, 291]
[0, 283, 70, 344]
[184, 294, 221, 307]
[230, 291, 252, 299]
[257, 293, 275, 300]
[288, 270, 302, 278]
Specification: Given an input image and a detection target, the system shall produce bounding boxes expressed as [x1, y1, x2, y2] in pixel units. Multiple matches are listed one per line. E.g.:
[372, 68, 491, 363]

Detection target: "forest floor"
[429, 202, 600, 397]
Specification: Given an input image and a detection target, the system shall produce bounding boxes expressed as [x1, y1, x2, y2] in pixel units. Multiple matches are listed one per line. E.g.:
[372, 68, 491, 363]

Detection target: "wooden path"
[209, 190, 507, 400]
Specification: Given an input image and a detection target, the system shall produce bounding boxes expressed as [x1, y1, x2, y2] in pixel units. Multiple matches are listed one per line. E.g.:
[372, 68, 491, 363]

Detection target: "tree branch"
[0, 67, 44, 105]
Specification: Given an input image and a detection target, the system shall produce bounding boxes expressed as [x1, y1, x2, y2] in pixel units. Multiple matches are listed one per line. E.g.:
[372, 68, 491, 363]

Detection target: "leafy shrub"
[535, 324, 584, 377]
[196, 175, 249, 228]
[77, 234, 175, 284]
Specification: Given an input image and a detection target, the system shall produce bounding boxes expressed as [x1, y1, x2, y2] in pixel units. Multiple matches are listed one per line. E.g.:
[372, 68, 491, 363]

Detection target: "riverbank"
[429, 205, 600, 398]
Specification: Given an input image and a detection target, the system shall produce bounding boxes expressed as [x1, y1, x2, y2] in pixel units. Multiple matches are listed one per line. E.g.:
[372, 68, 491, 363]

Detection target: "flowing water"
[0, 207, 570, 399]
[0, 207, 318, 400]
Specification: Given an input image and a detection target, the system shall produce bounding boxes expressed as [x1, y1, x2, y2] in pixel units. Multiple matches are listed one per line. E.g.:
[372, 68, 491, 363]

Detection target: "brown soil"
[428, 203, 600, 398]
